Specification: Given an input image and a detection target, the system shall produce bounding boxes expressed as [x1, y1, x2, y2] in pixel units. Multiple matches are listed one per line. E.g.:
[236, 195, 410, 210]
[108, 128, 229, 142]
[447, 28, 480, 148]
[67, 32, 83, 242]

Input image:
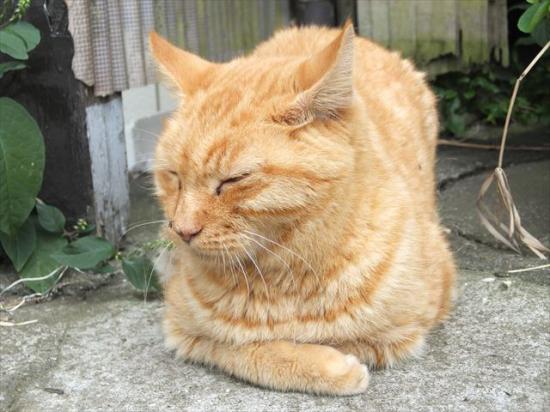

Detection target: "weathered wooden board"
[357, 0, 509, 74]
[86, 98, 130, 244]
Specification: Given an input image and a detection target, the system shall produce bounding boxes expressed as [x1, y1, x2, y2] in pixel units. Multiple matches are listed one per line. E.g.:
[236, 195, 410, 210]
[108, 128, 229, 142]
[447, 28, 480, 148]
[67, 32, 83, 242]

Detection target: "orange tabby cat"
[149, 22, 455, 396]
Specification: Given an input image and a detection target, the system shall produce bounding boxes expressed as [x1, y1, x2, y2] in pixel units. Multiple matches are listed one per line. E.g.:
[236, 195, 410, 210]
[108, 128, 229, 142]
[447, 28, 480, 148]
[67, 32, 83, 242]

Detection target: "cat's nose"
[173, 224, 202, 243]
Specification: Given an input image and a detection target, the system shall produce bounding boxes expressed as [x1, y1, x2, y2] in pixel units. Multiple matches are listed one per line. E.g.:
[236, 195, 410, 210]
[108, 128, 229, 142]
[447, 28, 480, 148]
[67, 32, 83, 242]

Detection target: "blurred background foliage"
[432, 0, 549, 137]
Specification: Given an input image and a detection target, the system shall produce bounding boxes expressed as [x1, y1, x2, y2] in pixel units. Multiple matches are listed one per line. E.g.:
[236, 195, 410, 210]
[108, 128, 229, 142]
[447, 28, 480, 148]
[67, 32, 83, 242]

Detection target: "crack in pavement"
[436, 155, 550, 192]
[437, 165, 494, 192]
[438, 157, 550, 254]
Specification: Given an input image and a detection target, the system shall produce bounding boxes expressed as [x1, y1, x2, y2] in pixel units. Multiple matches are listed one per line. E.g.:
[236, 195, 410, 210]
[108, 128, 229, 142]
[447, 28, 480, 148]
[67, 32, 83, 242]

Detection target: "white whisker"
[123, 220, 168, 237]
[243, 230, 321, 286]
[238, 240, 270, 301]
[133, 127, 161, 138]
[242, 233, 297, 292]
[234, 255, 251, 300]
[145, 242, 172, 302]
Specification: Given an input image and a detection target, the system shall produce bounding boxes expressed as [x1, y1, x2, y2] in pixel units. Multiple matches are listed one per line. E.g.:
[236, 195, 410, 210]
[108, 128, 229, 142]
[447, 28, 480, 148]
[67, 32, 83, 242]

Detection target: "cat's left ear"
[277, 21, 355, 126]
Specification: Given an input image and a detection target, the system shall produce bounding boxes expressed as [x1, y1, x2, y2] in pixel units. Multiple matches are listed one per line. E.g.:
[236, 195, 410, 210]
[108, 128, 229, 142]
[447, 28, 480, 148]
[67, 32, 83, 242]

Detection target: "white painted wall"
[122, 84, 178, 172]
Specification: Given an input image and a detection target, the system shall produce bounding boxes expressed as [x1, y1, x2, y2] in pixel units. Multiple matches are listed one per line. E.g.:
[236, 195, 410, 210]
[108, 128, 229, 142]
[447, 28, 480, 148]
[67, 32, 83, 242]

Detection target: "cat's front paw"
[320, 351, 369, 395]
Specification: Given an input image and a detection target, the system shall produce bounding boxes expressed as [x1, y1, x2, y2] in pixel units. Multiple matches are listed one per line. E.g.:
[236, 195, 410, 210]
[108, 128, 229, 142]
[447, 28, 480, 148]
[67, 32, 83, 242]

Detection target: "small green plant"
[0, 98, 117, 293]
[432, 64, 549, 136]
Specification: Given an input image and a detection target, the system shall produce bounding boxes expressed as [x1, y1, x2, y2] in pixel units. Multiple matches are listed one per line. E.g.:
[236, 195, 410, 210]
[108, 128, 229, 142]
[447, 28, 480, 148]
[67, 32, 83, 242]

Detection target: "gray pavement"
[1, 142, 549, 412]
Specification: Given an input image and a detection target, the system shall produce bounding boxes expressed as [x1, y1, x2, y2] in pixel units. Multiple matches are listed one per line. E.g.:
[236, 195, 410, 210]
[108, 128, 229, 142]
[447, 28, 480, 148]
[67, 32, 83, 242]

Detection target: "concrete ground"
[1, 135, 549, 411]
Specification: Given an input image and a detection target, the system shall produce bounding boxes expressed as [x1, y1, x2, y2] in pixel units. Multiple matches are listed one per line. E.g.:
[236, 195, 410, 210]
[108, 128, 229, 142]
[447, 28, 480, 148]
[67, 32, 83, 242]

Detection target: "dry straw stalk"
[476, 41, 550, 259]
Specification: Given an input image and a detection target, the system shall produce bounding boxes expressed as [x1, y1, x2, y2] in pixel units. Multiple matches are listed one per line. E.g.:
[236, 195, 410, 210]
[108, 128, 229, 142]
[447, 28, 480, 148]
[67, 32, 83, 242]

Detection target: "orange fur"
[150, 22, 456, 396]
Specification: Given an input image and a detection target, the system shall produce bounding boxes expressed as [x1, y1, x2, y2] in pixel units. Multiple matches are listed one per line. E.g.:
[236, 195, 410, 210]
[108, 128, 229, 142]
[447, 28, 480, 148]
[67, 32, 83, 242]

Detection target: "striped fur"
[150, 22, 455, 396]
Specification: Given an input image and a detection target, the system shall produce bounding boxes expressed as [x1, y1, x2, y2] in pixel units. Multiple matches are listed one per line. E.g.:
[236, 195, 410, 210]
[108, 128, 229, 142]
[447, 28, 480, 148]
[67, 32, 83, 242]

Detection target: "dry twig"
[508, 264, 550, 274]
[476, 41, 550, 259]
[438, 139, 550, 152]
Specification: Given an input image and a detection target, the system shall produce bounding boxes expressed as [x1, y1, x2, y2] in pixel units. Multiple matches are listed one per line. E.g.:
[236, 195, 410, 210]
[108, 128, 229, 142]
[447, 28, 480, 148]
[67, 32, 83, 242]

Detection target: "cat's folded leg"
[335, 334, 426, 369]
[166, 330, 369, 395]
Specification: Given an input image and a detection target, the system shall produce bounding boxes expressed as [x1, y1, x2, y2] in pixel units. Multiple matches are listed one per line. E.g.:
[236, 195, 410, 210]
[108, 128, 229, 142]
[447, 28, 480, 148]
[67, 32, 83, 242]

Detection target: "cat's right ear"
[275, 21, 355, 126]
[149, 32, 216, 96]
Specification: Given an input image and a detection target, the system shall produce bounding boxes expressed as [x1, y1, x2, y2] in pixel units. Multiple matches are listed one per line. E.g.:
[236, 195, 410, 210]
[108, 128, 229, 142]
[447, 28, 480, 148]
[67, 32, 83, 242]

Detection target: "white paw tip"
[344, 353, 361, 366]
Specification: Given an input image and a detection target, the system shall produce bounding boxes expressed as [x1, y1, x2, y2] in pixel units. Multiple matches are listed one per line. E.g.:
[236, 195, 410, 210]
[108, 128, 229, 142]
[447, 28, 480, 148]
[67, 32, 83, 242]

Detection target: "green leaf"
[0, 61, 26, 78]
[20, 228, 67, 293]
[463, 90, 476, 100]
[122, 256, 161, 292]
[0, 98, 45, 235]
[52, 236, 114, 269]
[473, 77, 500, 93]
[4, 22, 40, 52]
[0, 218, 36, 271]
[36, 202, 66, 233]
[518, 1, 550, 33]
[0, 28, 28, 59]
[443, 89, 458, 100]
[445, 98, 466, 136]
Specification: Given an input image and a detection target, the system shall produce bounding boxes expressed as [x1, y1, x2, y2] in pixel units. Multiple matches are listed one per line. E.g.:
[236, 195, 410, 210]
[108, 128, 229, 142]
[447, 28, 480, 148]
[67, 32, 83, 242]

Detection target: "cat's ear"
[149, 32, 216, 96]
[277, 21, 355, 126]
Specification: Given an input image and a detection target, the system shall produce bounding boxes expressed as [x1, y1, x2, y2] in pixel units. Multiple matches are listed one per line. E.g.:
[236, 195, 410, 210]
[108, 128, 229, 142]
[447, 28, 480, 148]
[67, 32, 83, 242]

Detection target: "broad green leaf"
[0, 217, 36, 271]
[4, 22, 40, 51]
[0, 61, 26, 78]
[0, 28, 28, 59]
[52, 236, 114, 269]
[0, 98, 45, 235]
[518, 1, 550, 33]
[122, 256, 161, 292]
[36, 202, 66, 233]
[20, 228, 67, 293]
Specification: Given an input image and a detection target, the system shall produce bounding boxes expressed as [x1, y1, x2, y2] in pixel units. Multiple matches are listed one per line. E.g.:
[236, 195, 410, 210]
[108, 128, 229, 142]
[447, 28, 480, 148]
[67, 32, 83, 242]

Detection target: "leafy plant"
[432, 60, 549, 137]
[0, 3, 38, 78]
[118, 238, 172, 295]
[518, 0, 550, 46]
[0, 6, 122, 295]
[122, 255, 161, 293]
[0, 5, 164, 298]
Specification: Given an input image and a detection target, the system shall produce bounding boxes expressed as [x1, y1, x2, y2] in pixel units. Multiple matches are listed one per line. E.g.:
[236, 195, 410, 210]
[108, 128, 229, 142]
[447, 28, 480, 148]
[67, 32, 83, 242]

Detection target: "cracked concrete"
[1, 138, 549, 411]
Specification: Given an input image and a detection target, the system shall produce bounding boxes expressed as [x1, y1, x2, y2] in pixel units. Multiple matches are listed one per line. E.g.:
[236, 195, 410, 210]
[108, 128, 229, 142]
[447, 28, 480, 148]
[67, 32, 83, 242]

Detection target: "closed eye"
[167, 170, 181, 189]
[216, 173, 250, 195]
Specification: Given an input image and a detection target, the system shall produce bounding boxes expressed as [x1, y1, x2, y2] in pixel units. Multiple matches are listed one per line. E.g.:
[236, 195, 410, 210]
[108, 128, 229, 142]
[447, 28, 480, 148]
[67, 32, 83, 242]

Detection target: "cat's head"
[150, 23, 356, 263]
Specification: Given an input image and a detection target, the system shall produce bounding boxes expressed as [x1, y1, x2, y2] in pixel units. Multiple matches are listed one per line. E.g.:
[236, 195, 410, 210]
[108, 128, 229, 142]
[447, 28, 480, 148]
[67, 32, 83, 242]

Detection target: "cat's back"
[253, 25, 425, 89]
[252, 25, 346, 58]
